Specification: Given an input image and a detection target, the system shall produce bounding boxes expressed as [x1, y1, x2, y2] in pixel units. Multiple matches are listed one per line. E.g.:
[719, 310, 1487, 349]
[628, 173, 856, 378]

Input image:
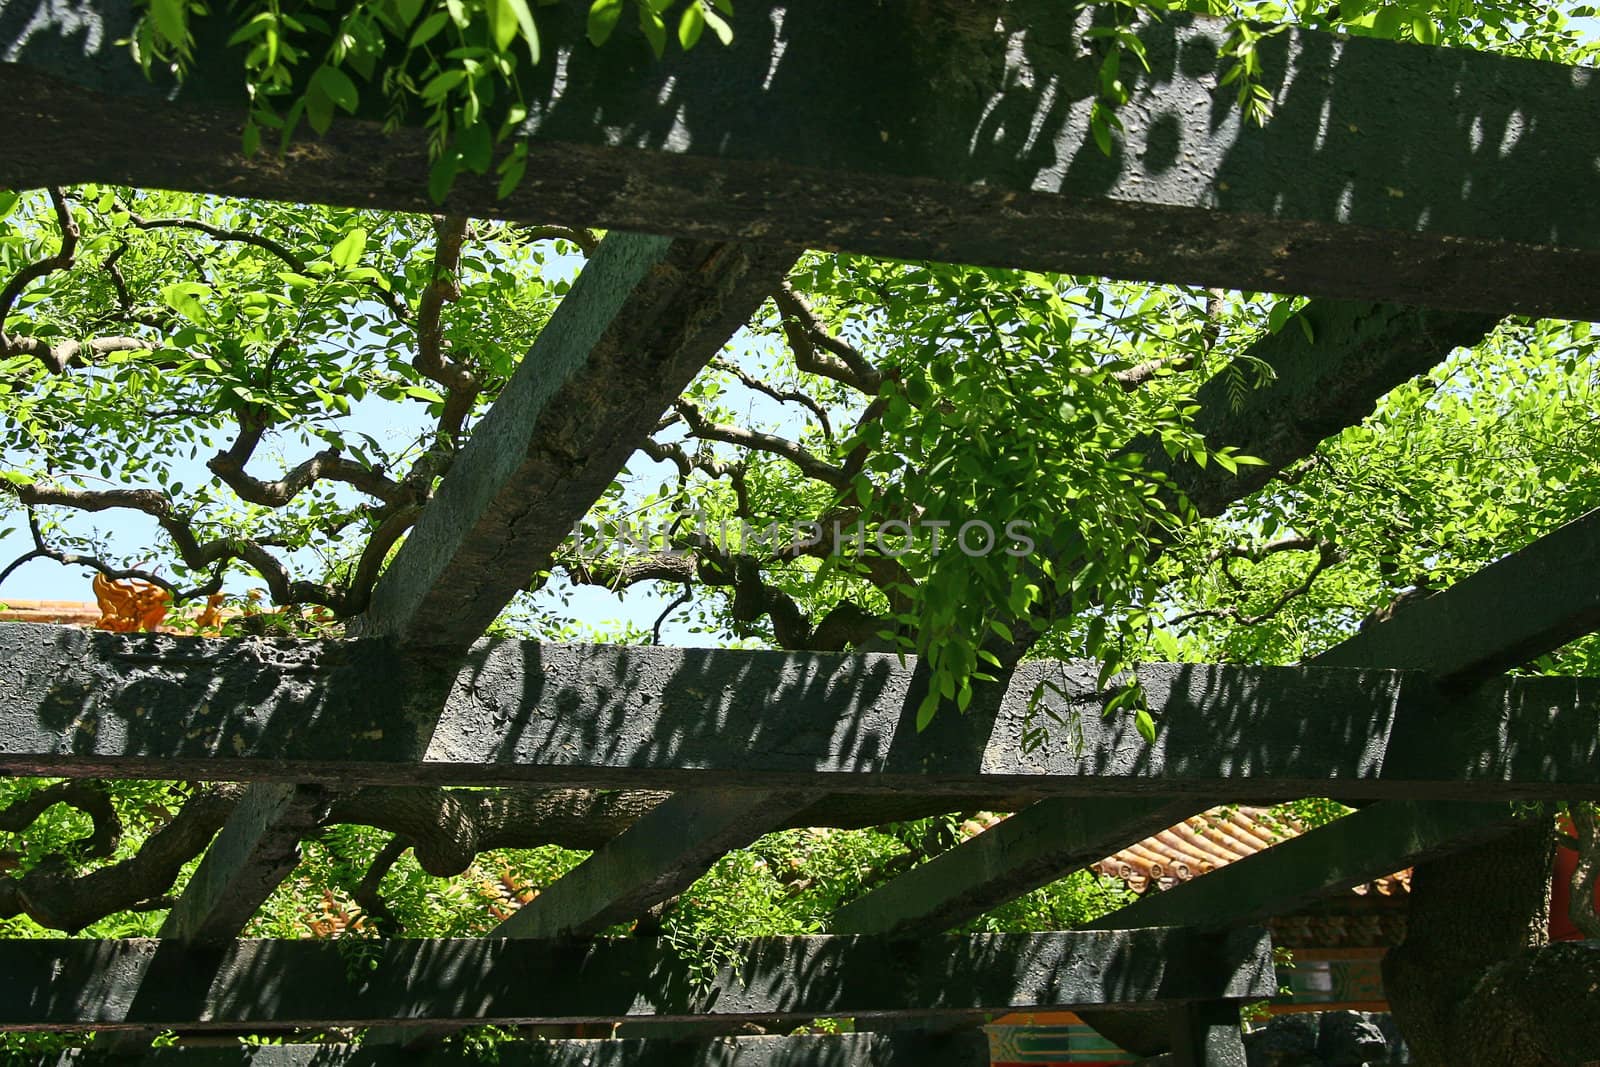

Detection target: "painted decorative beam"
[829, 797, 1201, 937]
[3, 4, 1598, 315]
[0, 929, 1273, 1031]
[3, 624, 1598, 798]
[46, 1034, 996, 1066]
[1082, 800, 1519, 931]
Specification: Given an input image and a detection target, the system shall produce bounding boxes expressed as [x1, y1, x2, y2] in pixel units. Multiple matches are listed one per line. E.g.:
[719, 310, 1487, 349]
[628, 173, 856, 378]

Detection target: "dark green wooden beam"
[48, 1034, 994, 1066]
[1082, 800, 1518, 931]
[1312, 507, 1600, 689]
[493, 790, 814, 940]
[142, 233, 789, 954]
[829, 797, 1200, 937]
[154, 784, 330, 946]
[3, 4, 1599, 314]
[3, 625, 1599, 798]
[0, 929, 1272, 1031]
[356, 233, 795, 652]
[1134, 300, 1497, 522]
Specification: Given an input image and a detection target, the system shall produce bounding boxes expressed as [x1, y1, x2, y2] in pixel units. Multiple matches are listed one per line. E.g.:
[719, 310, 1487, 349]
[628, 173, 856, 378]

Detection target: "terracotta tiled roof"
[0, 599, 104, 627]
[1092, 805, 1410, 897]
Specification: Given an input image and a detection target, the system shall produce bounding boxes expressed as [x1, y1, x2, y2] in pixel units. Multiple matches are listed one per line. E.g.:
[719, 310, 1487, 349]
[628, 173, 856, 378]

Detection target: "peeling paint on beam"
[2, 624, 1599, 797]
[0, 929, 1273, 1031]
[3, 5, 1599, 315]
[46, 1034, 995, 1067]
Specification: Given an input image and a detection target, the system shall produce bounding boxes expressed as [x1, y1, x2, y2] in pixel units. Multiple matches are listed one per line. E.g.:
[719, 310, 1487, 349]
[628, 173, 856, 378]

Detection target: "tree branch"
[674, 399, 849, 489]
[775, 284, 882, 395]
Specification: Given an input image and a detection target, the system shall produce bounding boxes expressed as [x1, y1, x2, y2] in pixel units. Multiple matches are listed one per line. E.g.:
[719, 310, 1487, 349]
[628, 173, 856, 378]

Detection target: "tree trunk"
[1384, 819, 1600, 1066]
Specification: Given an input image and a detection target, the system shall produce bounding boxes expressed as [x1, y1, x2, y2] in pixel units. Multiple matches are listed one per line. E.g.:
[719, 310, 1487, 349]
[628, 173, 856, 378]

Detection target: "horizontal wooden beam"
[829, 797, 1202, 937]
[3, 624, 1598, 798]
[1313, 507, 1600, 689]
[0, 929, 1272, 1031]
[1083, 800, 1519, 931]
[356, 233, 795, 652]
[4, 5, 1598, 315]
[47, 1034, 994, 1066]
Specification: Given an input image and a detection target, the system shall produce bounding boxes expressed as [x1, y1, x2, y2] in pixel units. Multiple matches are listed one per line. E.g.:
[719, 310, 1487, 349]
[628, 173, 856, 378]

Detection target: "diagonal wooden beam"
[139, 233, 792, 955]
[4, 625, 1599, 799]
[493, 790, 815, 940]
[0, 929, 1274, 1031]
[816, 300, 1499, 941]
[1312, 507, 1600, 689]
[1072, 509, 1600, 934]
[1081, 800, 1520, 931]
[1071, 504, 1600, 1055]
[829, 797, 1199, 937]
[46, 1033, 996, 1066]
[154, 783, 330, 946]
[357, 234, 796, 652]
[4, 5, 1599, 315]
[1132, 300, 1498, 522]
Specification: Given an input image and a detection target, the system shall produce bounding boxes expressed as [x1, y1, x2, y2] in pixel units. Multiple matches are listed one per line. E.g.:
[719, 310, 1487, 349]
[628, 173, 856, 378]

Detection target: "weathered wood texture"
[146, 232, 790, 948]
[46, 1034, 994, 1066]
[3, 3, 1598, 314]
[0, 929, 1272, 1031]
[829, 797, 1200, 936]
[155, 784, 330, 946]
[357, 233, 795, 651]
[1313, 507, 1600, 688]
[1167, 1001, 1247, 1067]
[1083, 800, 1518, 931]
[1137, 300, 1497, 521]
[493, 790, 815, 938]
[3, 624, 1598, 798]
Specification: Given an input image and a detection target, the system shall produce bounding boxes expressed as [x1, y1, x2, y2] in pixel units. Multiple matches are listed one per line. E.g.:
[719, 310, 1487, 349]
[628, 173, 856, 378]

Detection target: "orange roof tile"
[1092, 805, 1410, 897]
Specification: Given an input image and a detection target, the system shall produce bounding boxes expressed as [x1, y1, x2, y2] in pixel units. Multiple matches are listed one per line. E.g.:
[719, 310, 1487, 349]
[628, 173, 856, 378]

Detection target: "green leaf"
[587, 0, 624, 45]
[702, 4, 733, 44]
[915, 690, 940, 732]
[409, 11, 451, 47]
[487, 0, 520, 51]
[311, 66, 361, 114]
[159, 282, 210, 324]
[241, 118, 261, 157]
[457, 121, 493, 174]
[149, 0, 188, 47]
[678, 3, 705, 49]
[1152, 628, 1180, 661]
[1134, 708, 1156, 744]
[428, 153, 462, 203]
[506, 0, 541, 61]
[393, 0, 424, 26]
[638, 3, 667, 57]
[330, 227, 369, 269]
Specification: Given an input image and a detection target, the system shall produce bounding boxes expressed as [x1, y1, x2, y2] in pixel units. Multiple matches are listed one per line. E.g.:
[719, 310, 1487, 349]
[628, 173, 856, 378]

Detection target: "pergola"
[2, 2, 1598, 1064]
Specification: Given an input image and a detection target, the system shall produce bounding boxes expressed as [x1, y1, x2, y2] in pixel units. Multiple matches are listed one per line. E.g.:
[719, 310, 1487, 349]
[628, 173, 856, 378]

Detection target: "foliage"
[132, 0, 734, 201]
[3, 3, 1600, 1043]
